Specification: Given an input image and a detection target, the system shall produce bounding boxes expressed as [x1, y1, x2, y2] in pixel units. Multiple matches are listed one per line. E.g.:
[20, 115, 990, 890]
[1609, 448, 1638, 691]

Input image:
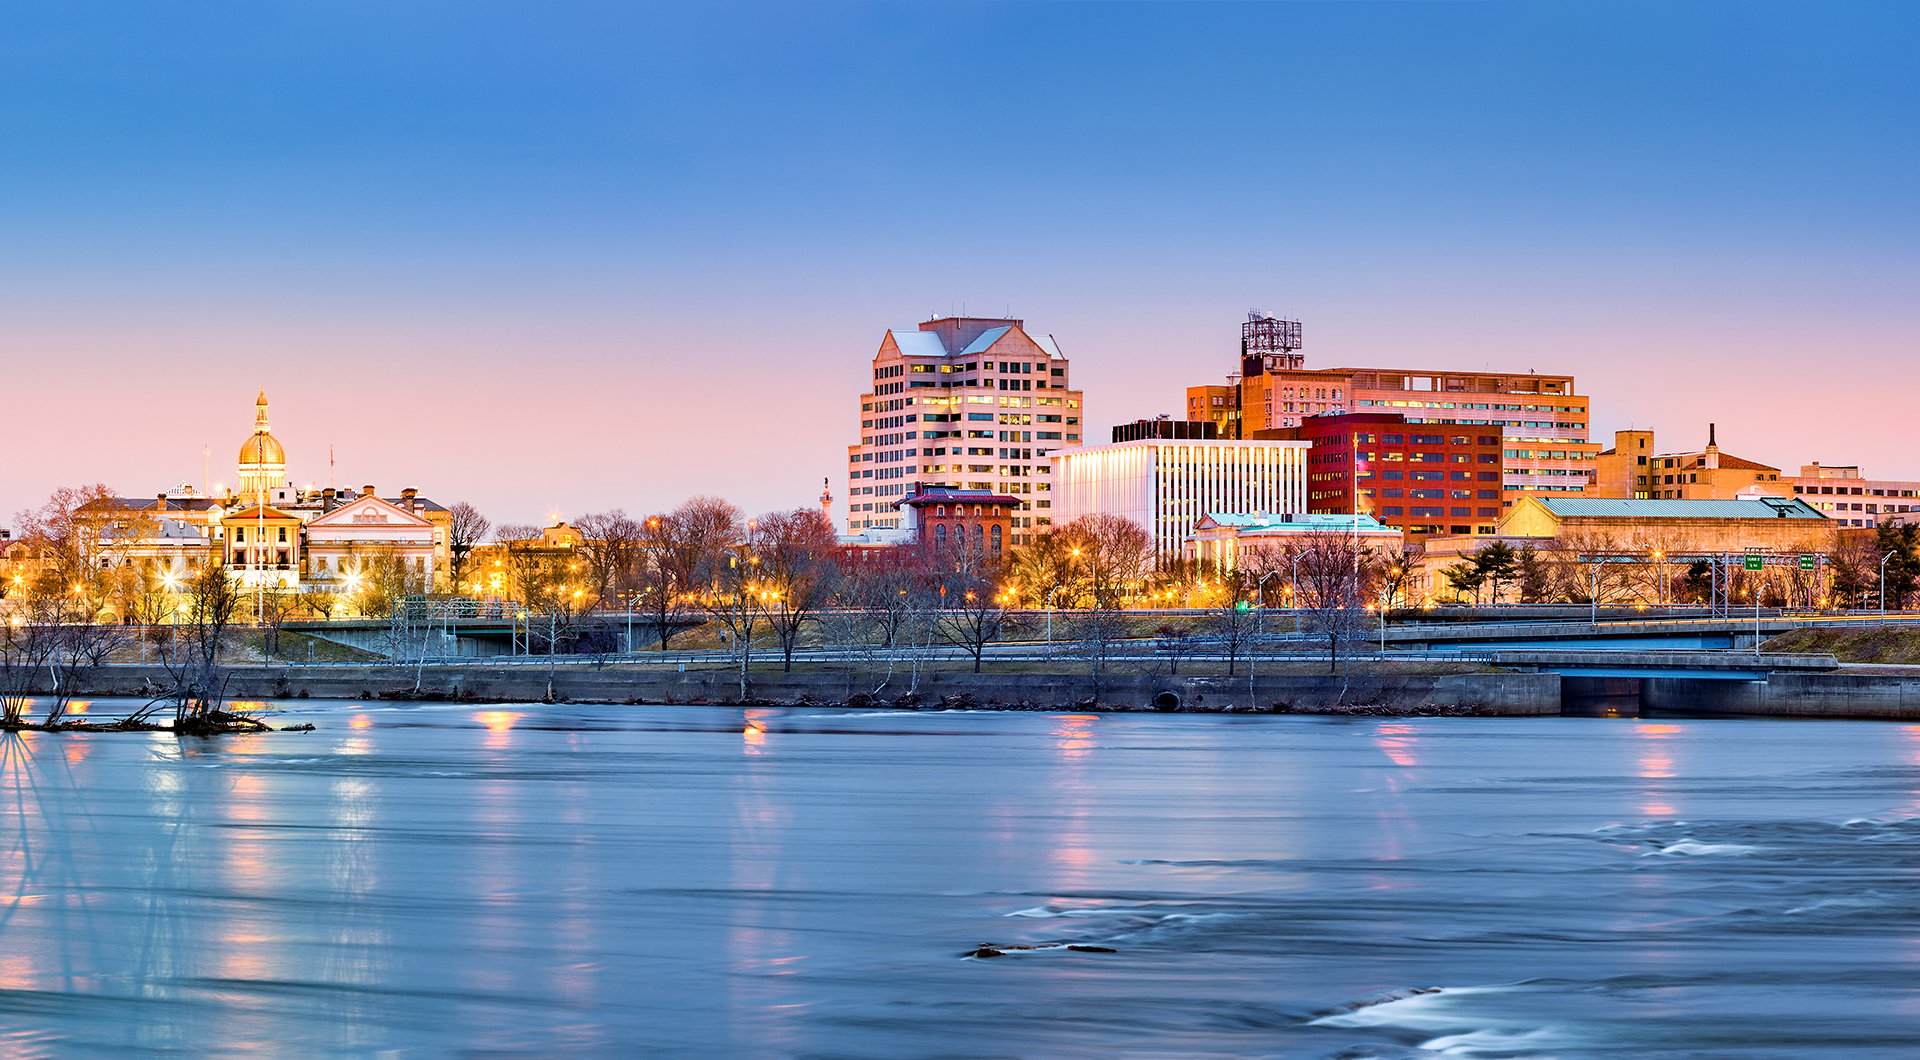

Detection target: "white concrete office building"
[1052, 439, 1310, 557]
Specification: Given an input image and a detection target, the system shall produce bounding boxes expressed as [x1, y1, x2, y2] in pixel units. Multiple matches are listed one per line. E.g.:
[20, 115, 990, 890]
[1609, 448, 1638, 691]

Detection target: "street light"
[1881, 551, 1895, 618]
[1256, 570, 1280, 642]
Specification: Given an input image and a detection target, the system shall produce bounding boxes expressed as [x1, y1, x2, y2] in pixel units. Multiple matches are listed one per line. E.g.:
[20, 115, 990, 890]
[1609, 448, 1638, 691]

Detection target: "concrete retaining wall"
[66, 664, 1562, 715]
[1645, 673, 1920, 719]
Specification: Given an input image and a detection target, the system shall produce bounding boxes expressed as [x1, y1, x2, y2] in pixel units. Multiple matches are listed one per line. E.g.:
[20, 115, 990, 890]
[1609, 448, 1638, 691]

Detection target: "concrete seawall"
[67, 664, 1563, 715]
[1645, 672, 1920, 719]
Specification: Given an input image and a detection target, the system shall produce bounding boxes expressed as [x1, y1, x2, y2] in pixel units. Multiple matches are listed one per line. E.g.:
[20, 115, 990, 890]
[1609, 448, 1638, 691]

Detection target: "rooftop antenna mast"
[1240, 309, 1304, 377]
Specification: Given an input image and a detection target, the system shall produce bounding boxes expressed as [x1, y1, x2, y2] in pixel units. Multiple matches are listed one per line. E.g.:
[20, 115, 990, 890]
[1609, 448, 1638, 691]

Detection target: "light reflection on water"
[0, 702, 1909, 1055]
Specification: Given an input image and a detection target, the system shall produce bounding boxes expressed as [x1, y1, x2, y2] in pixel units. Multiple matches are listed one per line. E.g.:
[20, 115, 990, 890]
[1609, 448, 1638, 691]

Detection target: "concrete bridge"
[1381, 612, 1916, 650]
[286, 613, 706, 657]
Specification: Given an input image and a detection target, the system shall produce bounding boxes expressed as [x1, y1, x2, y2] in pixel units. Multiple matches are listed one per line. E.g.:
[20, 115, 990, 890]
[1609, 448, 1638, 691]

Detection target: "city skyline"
[2, 3, 1914, 525]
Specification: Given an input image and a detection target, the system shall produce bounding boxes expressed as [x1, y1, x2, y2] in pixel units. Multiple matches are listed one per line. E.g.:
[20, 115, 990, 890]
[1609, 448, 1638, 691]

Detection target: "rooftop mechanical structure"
[1240, 311, 1304, 377]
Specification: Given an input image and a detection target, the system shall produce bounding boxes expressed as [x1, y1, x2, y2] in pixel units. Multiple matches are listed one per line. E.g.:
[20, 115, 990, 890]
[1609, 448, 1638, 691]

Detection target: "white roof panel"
[888, 330, 948, 358]
[960, 326, 1013, 356]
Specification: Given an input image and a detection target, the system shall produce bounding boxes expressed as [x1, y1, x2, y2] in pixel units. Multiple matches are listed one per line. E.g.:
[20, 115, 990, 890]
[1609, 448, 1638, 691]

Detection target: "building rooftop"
[894, 485, 1021, 508]
[1657, 451, 1780, 473]
[959, 326, 1013, 356]
[1195, 512, 1397, 532]
[887, 329, 949, 359]
[1537, 496, 1823, 520]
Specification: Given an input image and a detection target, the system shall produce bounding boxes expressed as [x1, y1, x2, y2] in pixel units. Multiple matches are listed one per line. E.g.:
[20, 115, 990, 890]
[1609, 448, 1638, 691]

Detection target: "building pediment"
[306, 495, 435, 530]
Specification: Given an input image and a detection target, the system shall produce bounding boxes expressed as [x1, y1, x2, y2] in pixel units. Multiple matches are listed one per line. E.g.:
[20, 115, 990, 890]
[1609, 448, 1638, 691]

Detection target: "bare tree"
[834, 548, 929, 694]
[15, 483, 119, 589]
[114, 562, 178, 629]
[299, 588, 339, 621]
[931, 560, 1007, 673]
[1007, 526, 1081, 608]
[1066, 607, 1132, 704]
[1362, 542, 1414, 611]
[1059, 514, 1153, 610]
[1828, 530, 1876, 608]
[258, 590, 299, 661]
[1200, 597, 1260, 677]
[705, 544, 768, 702]
[445, 502, 491, 595]
[659, 496, 744, 599]
[1288, 532, 1374, 674]
[752, 508, 842, 672]
[575, 509, 647, 609]
[492, 525, 561, 609]
[150, 564, 251, 731]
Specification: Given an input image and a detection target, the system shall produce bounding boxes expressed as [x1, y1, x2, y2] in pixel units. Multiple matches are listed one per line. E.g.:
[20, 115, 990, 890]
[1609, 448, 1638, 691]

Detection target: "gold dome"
[239, 432, 285, 466]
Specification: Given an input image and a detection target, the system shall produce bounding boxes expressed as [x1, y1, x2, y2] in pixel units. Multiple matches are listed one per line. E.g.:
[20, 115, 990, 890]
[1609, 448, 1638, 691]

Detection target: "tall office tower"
[846, 316, 1085, 545]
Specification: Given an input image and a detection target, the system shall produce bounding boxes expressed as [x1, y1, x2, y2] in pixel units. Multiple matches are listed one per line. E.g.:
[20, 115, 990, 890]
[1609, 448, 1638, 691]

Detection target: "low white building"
[304, 491, 442, 590]
[1052, 438, 1309, 557]
[1186, 511, 1403, 571]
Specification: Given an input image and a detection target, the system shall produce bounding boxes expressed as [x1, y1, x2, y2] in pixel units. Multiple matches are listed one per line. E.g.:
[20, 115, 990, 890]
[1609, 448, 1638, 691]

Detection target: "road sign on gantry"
[1745, 555, 1764, 571]
[1799, 555, 1816, 571]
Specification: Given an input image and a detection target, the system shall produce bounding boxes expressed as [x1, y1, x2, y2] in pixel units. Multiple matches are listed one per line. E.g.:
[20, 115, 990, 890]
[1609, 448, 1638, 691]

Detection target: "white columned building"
[1051, 438, 1310, 558]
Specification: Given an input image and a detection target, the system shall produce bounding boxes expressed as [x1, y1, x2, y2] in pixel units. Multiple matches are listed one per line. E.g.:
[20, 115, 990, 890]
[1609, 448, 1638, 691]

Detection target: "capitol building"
[83, 391, 453, 596]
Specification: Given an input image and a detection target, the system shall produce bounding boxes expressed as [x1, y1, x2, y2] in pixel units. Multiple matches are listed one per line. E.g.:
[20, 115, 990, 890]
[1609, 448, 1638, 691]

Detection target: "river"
[0, 700, 1915, 1057]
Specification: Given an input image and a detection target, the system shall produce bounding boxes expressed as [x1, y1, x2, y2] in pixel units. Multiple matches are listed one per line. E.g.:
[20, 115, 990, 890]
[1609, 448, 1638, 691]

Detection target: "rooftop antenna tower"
[1240, 309, 1304, 378]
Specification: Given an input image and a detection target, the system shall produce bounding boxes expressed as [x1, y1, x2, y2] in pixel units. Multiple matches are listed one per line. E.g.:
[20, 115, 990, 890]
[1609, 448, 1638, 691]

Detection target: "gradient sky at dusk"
[2, 3, 1914, 525]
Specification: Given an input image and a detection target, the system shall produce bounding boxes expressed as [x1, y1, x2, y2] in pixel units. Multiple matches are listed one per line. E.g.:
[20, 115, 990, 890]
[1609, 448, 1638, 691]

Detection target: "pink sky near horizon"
[5, 272, 1912, 530]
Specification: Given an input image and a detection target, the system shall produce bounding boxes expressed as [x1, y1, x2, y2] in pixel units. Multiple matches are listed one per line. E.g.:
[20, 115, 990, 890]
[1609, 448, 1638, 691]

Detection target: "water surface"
[0, 701, 1916, 1057]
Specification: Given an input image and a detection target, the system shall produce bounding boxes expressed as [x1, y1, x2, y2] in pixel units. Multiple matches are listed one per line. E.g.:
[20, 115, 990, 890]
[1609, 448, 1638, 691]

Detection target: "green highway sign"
[1799, 555, 1816, 571]
[1744, 555, 1764, 571]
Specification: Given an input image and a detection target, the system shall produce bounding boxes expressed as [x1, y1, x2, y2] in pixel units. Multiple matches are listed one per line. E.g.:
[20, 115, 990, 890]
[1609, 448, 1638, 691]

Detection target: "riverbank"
[57, 662, 1562, 715]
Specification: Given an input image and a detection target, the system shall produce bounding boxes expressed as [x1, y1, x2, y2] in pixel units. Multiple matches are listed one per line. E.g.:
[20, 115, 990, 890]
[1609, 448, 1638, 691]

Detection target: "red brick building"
[1300, 412, 1505, 539]
[893, 484, 1021, 557]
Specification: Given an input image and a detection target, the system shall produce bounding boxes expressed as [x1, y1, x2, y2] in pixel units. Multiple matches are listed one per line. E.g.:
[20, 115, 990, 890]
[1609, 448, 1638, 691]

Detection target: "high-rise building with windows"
[846, 316, 1084, 545]
[1193, 314, 1598, 508]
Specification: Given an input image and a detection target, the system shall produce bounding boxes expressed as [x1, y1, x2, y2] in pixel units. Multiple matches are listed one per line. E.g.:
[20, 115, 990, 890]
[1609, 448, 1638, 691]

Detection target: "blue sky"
[1, 2, 1914, 523]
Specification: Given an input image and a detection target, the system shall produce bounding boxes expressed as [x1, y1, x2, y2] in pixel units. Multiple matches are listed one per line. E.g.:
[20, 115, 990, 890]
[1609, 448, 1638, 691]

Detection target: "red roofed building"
[893, 483, 1020, 558]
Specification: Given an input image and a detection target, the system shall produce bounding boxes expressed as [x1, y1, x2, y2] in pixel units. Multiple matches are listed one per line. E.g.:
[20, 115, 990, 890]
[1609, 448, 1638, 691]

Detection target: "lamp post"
[1290, 551, 1303, 615]
[1590, 559, 1602, 626]
[1256, 571, 1280, 642]
[1881, 551, 1895, 618]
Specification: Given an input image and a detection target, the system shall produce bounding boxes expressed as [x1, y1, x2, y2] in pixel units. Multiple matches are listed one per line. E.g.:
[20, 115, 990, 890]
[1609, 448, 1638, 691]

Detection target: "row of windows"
[1352, 433, 1502, 446]
[1795, 484, 1919, 497]
[1376, 506, 1501, 519]
[1357, 399, 1584, 414]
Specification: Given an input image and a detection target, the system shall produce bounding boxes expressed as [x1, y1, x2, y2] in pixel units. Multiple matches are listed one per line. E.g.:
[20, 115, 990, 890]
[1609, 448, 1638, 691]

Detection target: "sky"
[1, 2, 1914, 526]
